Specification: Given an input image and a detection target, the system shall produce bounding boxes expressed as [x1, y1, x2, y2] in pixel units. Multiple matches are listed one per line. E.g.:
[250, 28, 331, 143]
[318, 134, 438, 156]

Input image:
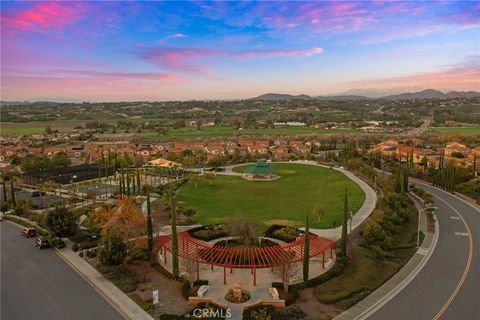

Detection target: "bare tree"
[181, 250, 199, 288]
[227, 215, 261, 246]
[272, 250, 301, 293]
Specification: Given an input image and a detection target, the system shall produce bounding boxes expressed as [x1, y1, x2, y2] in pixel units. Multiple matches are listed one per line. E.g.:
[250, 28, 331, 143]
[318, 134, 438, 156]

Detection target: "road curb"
[53, 247, 133, 320]
[54, 245, 154, 320]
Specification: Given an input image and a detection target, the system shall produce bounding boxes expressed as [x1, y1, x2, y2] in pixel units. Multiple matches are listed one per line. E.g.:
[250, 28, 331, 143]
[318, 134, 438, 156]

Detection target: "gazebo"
[243, 160, 278, 180]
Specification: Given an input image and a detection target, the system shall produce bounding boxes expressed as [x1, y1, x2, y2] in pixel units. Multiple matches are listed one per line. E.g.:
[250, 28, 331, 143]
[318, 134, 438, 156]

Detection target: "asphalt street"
[1, 221, 123, 320]
[368, 182, 479, 320]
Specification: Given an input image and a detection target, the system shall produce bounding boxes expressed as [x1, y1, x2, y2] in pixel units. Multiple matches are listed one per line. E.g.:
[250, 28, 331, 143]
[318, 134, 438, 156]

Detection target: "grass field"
[0, 120, 86, 135]
[137, 125, 359, 141]
[427, 126, 480, 135]
[176, 163, 365, 229]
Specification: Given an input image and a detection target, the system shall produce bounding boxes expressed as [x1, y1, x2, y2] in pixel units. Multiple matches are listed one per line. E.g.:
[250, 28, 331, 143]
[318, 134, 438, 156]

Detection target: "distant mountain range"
[251, 89, 480, 101]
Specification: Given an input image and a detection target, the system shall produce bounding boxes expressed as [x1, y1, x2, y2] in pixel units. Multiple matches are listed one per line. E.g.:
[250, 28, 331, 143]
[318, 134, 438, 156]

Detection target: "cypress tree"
[169, 187, 179, 277]
[126, 170, 131, 196]
[113, 150, 118, 172]
[2, 179, 7, 202]
[10, 178, 16, 206]
[403, 165, 409, 192]
[120, 168, 125, 195]
[341, 188, 348, 257]
[131, 173, 135, 195]
[146, 186, 154, 262]
[137, 170, 141, 195]
[303, 210, 310, 283]
[473, 154, 477, 177]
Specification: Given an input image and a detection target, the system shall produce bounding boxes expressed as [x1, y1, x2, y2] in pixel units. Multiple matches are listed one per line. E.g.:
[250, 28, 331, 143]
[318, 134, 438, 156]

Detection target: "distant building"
[273, 121, 306, 127]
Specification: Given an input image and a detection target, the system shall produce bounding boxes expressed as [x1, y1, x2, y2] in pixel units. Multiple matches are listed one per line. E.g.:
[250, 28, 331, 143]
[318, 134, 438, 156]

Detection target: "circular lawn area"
[176, 163, 365, 229]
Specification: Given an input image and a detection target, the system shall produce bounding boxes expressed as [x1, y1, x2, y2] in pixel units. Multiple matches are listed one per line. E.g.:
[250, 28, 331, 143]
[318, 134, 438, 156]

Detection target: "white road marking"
[417, 248, 428, 255]
[454, 232, 469, 237]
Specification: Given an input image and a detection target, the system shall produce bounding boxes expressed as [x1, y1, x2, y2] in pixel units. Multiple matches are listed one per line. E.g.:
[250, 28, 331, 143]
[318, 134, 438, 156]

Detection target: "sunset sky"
[1, 1, 479, 101]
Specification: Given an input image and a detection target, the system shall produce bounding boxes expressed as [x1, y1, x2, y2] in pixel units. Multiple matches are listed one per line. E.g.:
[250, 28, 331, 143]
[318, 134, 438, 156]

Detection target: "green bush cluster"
[48, 236, 65, 249]
[97, 264, 137, 293]
[268, 226, 301, 242]
[242, 305, 305, 320]
[125, 246, 149, 264]
[189, 224, 229, 241]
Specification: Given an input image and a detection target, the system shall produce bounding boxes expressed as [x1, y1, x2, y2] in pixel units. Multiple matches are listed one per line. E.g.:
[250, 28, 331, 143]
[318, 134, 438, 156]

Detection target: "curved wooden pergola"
[157, 231, 335, 285]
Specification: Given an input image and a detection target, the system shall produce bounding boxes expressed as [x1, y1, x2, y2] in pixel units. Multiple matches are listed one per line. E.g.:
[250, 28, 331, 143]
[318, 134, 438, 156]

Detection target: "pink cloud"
[347, 59, 480, 91]
[1, 69, 183, 101]
[2, 2, 88, 34]
[136, 46, 324, 75]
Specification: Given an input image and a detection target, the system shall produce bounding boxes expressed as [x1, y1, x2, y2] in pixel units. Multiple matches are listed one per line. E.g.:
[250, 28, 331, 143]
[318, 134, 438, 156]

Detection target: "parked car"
[30, 191, 45, 197]
[22, 227, 36, 238]
[35, 237, 51, 249]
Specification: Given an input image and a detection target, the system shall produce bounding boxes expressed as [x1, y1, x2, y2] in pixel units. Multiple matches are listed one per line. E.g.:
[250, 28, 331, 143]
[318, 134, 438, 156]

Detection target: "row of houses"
[0, 138, 322, 167]
[370, 139, 480, 170]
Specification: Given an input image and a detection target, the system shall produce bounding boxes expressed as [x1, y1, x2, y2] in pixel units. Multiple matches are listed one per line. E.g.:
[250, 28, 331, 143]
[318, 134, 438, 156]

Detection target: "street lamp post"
[417, 206, 437, 247]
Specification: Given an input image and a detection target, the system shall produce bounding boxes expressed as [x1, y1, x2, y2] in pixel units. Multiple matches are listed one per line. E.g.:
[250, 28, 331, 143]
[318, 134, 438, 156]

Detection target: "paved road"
[368, 182, 479, 320]
[1, 221, 123, 320]
[405, 117, 432, 136]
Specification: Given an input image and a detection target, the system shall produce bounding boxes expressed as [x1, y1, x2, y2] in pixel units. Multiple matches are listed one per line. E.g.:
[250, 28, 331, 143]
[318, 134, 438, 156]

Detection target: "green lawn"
[0, 120, 88, 135]
[177, 163, 365, 229]
[427, 126, 480, 135]
[137, 125, 359, 142]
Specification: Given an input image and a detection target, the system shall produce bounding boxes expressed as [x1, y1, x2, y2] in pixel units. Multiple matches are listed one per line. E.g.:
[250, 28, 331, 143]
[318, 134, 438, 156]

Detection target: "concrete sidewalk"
[333, 197, 439, 320]
[55, 239, 153, 320]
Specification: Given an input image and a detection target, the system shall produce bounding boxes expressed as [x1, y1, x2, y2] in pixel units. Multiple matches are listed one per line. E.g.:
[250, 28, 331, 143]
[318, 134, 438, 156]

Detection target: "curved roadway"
[368, 181, 479, 320]
[1, 221, 122, 320]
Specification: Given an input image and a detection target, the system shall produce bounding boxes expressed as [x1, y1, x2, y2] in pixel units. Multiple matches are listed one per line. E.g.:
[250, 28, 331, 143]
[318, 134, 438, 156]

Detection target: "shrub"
[224, 288, 250, 303]
[97, 264, 137, 293]
[49, 237, 65, 249]
[189, 224, 229, 241]
[98, 227, 127, 266]
[273, 305, 305, 320]
[243, 305, 275, 320]
[363, 220, 386, 244]
[78, 240, 98, 251]
[44, 204, 79, 238]
[265, 224, 301, 242]
[125, 246, 148, 263]
[72, 242, 79, 252]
